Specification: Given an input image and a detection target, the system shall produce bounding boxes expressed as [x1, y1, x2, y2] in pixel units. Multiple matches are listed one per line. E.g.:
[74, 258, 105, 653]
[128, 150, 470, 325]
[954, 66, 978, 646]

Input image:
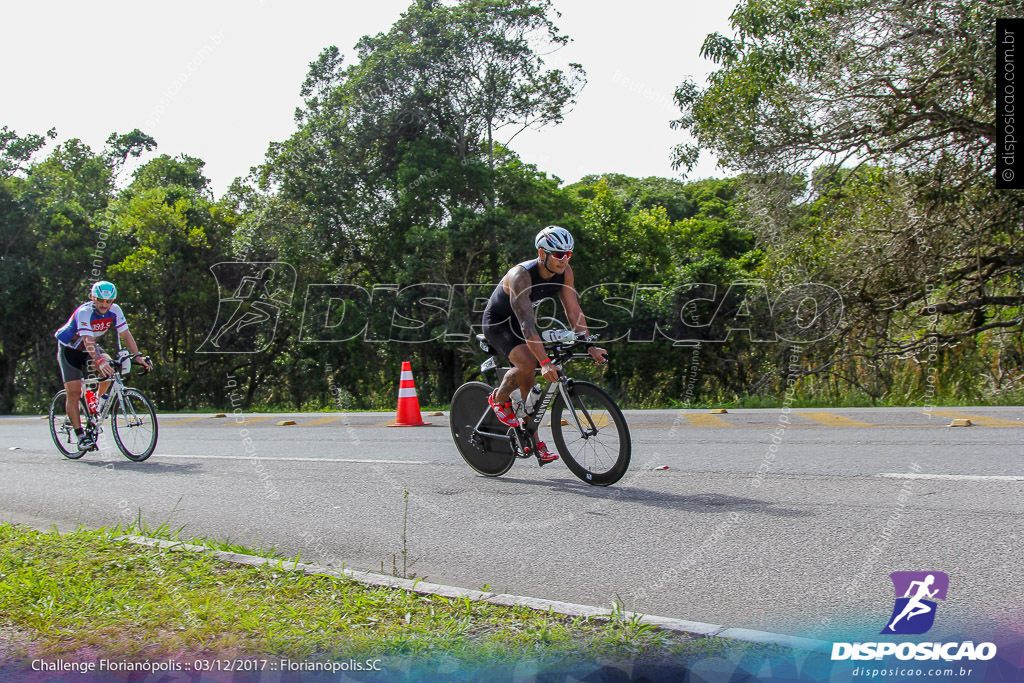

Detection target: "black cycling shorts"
[482, 309, 529, 360]
[57, 343, 103, 383]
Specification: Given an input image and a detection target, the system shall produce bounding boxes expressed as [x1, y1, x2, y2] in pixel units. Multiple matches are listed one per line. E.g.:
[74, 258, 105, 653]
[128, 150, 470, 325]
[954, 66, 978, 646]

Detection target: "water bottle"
[85, 390, 98, 415]
[525, 384, 542, 413]
[118, 349, 132, 374]
[98, 393, 109, 414]
[510, 389, 528, 419]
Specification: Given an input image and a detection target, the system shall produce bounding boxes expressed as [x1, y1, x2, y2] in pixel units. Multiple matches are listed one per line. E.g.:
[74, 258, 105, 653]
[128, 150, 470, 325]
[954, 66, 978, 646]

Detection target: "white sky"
[3, 1, 737, 196]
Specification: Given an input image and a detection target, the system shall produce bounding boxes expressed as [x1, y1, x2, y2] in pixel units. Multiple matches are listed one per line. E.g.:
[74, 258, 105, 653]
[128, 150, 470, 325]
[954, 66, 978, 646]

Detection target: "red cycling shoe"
[487, 391, 520, 428]
[535, 441, 559, 465]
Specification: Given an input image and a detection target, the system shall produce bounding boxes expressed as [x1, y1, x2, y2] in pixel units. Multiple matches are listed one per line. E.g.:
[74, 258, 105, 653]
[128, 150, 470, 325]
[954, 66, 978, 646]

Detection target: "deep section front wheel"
[550, 381, 630, 486]
[450, 381, 515, 477]
[48, 390, 87, 459]
[111, 388, 158, 462]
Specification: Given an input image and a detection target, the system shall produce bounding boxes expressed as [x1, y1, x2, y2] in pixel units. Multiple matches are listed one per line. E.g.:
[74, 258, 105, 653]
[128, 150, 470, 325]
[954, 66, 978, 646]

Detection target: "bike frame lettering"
[528, 381, 561, 435]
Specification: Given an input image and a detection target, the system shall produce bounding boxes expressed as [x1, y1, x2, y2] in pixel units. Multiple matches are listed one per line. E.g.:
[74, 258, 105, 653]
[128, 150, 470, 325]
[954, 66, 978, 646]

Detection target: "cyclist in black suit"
[482, 226, 608, 463]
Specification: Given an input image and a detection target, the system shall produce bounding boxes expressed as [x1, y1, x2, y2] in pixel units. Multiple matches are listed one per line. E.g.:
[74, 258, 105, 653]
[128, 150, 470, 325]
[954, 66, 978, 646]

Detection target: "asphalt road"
[2, 406, 1022, 642]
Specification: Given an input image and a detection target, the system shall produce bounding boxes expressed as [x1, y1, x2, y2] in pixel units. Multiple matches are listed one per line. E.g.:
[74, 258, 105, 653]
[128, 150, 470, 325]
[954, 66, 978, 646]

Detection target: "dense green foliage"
[2, 0, 1020, 413]
[674, 0, 1024, 404]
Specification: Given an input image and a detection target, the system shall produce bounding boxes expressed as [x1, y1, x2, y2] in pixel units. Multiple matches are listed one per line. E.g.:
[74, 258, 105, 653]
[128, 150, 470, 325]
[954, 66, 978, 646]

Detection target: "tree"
[0, 126, 56, 178]
[339, 0, 584, 173]
[106, 155, 236, 409]
[259, 0, 584, 252]
[565, 175, 761, 405]
[0, 137, 115, 411]
[239, 0, 586, 401]
[673, 0, 1024, 400]
[571, 174, 695, 223]
[105, 129, 158, 172]
[673, 0, 1006, 178]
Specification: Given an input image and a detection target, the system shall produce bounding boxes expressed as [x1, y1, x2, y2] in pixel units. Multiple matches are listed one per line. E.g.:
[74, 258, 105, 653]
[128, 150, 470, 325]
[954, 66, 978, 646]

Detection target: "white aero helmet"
[535, 225, 574, 253]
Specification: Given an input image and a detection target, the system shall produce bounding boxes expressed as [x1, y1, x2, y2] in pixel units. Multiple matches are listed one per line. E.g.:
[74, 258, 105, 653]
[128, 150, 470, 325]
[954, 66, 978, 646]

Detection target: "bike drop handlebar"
[114, 352, 154, 376]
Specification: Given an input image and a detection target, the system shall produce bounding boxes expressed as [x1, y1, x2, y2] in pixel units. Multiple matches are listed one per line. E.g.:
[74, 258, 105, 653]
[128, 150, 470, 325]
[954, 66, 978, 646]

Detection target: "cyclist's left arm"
[559, 267, 608, 364]
[118, 330, 151, 370]
[111, 305, 150, 370]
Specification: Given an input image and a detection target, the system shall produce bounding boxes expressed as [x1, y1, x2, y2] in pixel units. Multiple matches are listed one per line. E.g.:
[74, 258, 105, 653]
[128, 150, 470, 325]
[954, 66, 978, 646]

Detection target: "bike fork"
[556, 380, 595, 439]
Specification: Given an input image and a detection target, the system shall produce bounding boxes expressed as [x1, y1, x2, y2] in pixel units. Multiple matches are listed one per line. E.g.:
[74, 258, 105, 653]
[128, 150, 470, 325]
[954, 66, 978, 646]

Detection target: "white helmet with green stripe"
[91, 280, 117, 300]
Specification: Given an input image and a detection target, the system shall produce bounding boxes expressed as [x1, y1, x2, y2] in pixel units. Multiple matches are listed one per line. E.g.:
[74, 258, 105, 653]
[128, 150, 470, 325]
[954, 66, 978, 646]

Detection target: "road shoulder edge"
[116, 533, 828, 654]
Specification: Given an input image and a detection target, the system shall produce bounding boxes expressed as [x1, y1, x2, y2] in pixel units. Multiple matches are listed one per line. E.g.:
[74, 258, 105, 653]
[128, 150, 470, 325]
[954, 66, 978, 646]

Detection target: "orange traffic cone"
[388, 361, 432, 427]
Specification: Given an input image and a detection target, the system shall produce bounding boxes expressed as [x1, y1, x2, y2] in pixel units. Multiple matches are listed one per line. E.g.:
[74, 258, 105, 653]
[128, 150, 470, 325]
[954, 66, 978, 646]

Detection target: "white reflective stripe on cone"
[398, 388, 418, 398]
[400, 371, 414, 381]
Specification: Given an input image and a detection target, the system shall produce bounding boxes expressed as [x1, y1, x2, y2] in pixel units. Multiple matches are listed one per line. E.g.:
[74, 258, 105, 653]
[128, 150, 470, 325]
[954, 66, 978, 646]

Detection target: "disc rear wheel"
[450, 381, 515, 477]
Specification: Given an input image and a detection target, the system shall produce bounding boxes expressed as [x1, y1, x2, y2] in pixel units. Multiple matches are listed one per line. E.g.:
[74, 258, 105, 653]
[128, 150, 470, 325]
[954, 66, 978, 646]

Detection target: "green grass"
[0, 523, 776, 669]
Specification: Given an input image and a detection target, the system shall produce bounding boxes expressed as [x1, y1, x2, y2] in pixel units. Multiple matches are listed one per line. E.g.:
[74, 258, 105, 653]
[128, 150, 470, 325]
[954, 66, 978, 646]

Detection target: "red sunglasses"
[545, 250, 572, 260]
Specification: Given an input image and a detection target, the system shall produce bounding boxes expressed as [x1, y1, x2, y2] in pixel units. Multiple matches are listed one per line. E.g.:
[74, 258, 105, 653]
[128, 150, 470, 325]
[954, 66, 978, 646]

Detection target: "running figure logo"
[198, 262, 296, 353]
[881, 571, 949, 635]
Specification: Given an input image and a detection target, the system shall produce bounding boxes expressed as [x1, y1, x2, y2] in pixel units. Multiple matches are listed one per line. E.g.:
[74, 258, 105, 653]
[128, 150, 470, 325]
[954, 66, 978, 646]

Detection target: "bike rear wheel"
[48, 390, 88, 459]
[450, 381, 515, 477]
[550, 381, 630, 486]
[111, 388, 158, 462]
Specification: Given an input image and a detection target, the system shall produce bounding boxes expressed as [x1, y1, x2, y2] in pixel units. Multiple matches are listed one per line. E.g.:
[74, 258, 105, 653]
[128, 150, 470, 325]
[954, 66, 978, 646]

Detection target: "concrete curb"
[116, 534, 828, 653]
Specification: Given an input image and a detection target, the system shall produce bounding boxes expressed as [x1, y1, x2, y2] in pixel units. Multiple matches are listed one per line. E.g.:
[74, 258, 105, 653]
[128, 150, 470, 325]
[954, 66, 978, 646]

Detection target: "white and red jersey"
[54, 302, 129, 350]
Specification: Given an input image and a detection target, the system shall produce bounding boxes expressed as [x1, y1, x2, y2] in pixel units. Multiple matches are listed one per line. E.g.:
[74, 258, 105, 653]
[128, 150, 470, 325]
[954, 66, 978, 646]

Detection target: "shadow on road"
[492, 475, 813, 518]
[77, 460, 202, 474]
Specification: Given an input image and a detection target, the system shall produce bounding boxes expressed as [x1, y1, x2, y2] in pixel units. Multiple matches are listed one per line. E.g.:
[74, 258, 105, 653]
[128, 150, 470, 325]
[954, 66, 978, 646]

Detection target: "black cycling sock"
[74, 428, 84, 436]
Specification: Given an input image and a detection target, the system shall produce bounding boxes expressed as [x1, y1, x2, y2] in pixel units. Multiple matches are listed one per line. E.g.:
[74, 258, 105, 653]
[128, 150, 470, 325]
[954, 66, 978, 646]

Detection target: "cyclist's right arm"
[507, 268, 560, 384]
[80, 334, 115, 377]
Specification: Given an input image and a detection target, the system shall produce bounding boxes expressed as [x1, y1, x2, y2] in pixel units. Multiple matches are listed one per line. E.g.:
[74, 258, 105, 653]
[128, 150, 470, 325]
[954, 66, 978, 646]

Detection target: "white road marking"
[877, 473, 1024, 482]
[153, 454, 431, 465]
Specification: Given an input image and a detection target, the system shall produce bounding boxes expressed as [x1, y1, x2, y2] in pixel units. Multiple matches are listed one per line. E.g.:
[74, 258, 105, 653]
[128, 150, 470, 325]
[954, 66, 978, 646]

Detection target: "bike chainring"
[508, 427, 536, 458]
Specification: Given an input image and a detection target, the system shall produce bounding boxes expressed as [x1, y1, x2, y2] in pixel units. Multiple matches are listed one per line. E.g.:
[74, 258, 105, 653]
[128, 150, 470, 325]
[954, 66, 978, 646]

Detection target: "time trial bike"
[450, 322, 630, 486]
[48, 351, 158, 462]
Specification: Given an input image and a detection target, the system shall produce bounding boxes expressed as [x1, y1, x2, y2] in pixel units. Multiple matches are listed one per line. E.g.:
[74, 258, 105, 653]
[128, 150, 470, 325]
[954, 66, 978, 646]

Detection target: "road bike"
[48, 351, 158, 461]
[450, 321, 631, 486]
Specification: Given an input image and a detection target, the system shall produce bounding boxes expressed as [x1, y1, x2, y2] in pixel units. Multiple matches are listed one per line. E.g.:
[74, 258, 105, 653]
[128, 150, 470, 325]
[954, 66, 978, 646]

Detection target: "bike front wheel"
[550, 381, 630, 486]
[450, 381, 515, 477]
[111, 388, 158, 462]
[48, 391, 87, 459]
